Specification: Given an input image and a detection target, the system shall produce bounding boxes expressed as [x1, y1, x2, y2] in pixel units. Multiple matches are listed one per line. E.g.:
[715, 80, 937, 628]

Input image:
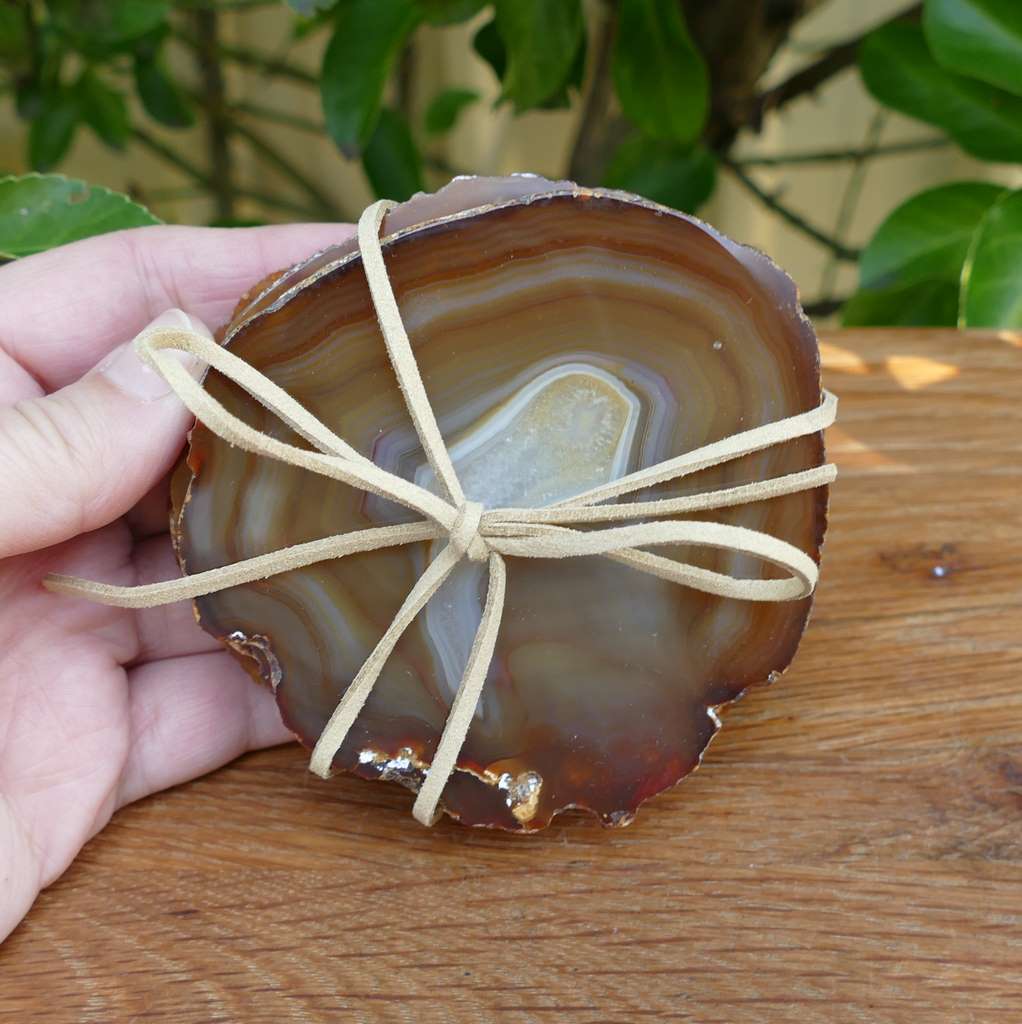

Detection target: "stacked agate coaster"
[169, 175, 829, 831]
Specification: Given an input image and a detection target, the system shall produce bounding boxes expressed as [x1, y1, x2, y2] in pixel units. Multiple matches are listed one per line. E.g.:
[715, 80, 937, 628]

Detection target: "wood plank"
[3, 328, 1021, 1024]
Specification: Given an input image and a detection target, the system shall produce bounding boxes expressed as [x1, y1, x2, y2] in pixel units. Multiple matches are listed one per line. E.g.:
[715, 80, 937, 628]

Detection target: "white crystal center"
[415, 362, 640, 712]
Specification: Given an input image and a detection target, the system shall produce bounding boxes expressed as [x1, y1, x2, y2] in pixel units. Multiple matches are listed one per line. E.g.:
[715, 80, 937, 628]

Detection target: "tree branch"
[190, 8, 235, 221]
[396, 40, 416, 125]
[817, 109, 886, 297]
[735, 136, 949, 167]
[567, 5, 625, 186]
[757, 37, 860, 118]
[230, 121, 344, 219]
[756, 3, 922, 120]
[132, 128, 322, 219]
[802, 296, 849, 318]
[231, 101, 323, 134]
[721, 158, 860, 262]
[175, 31, 318, 85]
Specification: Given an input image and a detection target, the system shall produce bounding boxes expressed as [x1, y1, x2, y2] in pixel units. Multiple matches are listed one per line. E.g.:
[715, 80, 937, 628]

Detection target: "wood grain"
[3, 328, 1021, 1024]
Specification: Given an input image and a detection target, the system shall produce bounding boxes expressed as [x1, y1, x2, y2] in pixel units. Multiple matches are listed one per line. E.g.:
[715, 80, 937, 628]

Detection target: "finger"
[0, 222, 353, 391]
[117, 650, 295, 809]
[131, 533, 222, 663]
[0, 348, 43, 405]
[0, 309, 209, 559]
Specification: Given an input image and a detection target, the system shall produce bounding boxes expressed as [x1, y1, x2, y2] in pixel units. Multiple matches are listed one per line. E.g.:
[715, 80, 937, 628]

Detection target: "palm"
[0, 221, 351, 939]
[1, 525, 134, 888]
[0, 518, 274, 891]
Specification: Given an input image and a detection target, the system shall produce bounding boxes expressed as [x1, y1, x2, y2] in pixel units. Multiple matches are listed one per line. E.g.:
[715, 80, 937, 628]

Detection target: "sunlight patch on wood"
[885, 355, 958, 391]
[819, 340, 869, 375]
[822, 424, 910, 473]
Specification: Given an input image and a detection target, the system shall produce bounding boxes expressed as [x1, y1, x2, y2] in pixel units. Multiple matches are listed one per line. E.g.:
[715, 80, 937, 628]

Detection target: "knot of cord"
[448, 500, 488, 562]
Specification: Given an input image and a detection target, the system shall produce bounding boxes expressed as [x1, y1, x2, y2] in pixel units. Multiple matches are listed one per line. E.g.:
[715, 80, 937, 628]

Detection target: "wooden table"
[4, 329, 1021, 1023]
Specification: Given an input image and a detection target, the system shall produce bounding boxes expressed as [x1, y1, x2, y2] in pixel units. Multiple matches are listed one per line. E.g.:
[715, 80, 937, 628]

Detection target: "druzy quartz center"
[415, 362, 641, 712]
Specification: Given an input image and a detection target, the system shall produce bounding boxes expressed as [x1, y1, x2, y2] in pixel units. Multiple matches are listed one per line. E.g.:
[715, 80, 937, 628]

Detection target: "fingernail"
[96, 309, 211, 402]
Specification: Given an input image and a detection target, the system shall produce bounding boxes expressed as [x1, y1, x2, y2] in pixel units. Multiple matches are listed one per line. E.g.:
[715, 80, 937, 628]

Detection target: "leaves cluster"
[0, 0, 1020, 328]
[850, 0, 1022, 326]
[317, 0, 713, 211]
[5, 1, 194, 173]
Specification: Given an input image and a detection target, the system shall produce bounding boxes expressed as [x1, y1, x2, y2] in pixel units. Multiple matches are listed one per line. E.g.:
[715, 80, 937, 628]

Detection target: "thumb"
[0, 308, 211, 559]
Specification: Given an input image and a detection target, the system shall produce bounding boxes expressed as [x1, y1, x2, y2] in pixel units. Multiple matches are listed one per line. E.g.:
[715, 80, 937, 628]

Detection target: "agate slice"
[170, 175, 827, 831]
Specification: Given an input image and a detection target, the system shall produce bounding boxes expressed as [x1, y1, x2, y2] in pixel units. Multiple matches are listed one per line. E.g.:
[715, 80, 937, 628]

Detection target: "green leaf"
[860, 20, 1022, 162]
[78, 70, 131, 150]
[961, 188, 1022, 327]
[536, 24, 587, 110]
[842, 279, 962, 327]
[925, 0, 1022, 98]
[424, 87, 479, 134]
[29, 91, 79, 172]
[844, 182, 1005, 326]
[493, 0, 584, 112]
[321, 0, 421, 156]
[49, 0, 171, 55]
[473, 17, 506, 81]
[604, 138, 716, 213]
[0, 173, 161, 259]
[613, 0, 708, 144]
[0, 6, 28, 62]
[362, 108, 424, 202]
[859, 182, 1005, 289]
[134, 55, 194, 128]
[415, 0, 486, 25]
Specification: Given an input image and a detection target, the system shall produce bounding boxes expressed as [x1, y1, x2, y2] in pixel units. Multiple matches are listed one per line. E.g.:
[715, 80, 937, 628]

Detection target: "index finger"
[0, 222, 353, 391]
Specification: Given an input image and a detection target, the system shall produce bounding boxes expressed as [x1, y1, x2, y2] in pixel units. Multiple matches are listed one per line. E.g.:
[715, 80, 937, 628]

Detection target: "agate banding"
[171, 175, 827, 831]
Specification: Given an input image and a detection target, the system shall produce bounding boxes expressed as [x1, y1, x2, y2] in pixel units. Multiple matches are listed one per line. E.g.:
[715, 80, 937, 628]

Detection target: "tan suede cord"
[45, 198, 838, 827]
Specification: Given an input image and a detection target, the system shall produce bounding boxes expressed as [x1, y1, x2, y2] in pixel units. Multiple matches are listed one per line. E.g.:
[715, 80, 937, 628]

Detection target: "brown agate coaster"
[170, 176, 827, 831]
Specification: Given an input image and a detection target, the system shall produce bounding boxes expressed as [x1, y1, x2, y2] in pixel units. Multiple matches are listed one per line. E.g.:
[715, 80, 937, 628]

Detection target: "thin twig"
[232, 100, 323, 134]
[396, 40, 416, 124]
[181, 93, 345, 217]
[133, 128, 321, 218]
[175, 30, 318, 85]
[802, 296, 849, 318]
[423, 154, 472, 179]
[736, 136, 949, 167]
[721, 158, 860, 262]
[818, 109, 886, 296]
[141, 186, 210, 201]
[230, 120, 343, 219]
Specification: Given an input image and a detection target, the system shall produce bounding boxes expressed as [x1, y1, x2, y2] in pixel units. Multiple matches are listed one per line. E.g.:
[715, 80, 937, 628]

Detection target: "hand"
[0, 221, 352, 942]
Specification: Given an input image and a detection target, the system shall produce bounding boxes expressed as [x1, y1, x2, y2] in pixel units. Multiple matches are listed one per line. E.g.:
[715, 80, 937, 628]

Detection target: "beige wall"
[2, 0, 1019, 310]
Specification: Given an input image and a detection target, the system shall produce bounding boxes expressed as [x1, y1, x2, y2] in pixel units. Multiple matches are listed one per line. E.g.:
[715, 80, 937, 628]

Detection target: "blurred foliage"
[0, 0, 1019, 327]
[852, 0, 1022, 326]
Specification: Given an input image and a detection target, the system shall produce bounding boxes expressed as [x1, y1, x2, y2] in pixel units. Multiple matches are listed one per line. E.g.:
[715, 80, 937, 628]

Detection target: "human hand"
[0, 221, 352, 942]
